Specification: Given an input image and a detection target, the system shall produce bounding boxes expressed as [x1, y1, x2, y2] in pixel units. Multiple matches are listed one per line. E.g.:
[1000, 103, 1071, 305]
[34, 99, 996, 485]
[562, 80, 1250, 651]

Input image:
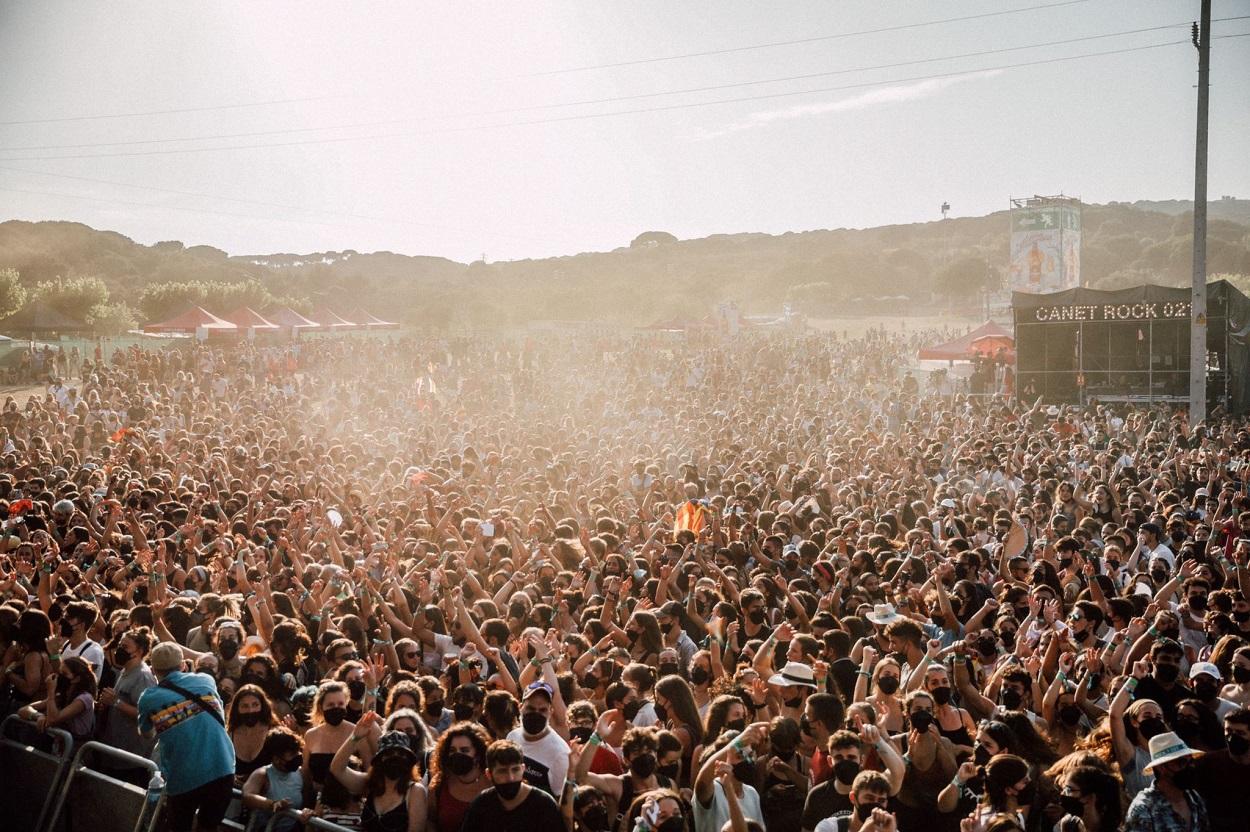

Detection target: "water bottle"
[147, 771, 165, 803]
[145, 770, 165, 820]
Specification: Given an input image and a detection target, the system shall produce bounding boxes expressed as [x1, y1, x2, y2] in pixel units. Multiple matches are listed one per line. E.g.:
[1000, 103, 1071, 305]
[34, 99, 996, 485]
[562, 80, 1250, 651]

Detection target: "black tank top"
[361, 793, 409, 832]
[308, 752, 354, 809]
[938, 709, 973, 748]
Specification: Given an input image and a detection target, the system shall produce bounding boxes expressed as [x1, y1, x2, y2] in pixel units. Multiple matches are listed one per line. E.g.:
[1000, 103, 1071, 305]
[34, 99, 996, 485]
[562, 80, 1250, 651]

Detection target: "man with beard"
[801, 727, 903, 832]
[1193, 707, 1250, 832]
[1124, 731, 1211, 832]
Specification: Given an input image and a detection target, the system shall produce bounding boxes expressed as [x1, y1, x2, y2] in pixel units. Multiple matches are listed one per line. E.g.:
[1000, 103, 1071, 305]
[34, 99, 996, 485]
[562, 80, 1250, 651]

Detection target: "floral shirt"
[1124, 783, 1210, 832]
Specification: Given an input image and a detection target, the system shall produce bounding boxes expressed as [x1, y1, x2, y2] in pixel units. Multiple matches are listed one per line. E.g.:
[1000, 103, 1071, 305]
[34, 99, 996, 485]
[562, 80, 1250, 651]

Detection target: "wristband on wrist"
[588, 647, 600, 657]
[1056, 671, 1067, 683]
[1147, 626, 1159, 638]
[1126, 678, 1139, 691]
[366, 688, 378, 698]
[309, 615, 321, 622]
[953, 775, 966, 787]
[587, 732, 602, 747]
[49, 653, 61, 661]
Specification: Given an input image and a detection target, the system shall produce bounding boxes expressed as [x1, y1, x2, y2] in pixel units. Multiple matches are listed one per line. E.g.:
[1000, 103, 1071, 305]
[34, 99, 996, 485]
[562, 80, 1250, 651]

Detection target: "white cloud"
[690, 70, 1002, 140]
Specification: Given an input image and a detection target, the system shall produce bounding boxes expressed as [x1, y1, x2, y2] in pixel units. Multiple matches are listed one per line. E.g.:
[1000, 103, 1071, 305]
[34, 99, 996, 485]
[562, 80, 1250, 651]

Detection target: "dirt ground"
[0, 383, 55, 405]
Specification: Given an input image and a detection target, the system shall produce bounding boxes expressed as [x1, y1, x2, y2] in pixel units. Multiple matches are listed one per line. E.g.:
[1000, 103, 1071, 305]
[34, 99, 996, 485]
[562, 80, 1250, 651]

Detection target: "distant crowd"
[0, 329, 1248, 832]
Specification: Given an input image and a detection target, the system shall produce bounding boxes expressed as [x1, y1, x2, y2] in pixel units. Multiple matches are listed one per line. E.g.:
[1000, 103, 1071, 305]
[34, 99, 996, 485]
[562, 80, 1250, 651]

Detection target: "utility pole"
[1189, 0, 1210, 424]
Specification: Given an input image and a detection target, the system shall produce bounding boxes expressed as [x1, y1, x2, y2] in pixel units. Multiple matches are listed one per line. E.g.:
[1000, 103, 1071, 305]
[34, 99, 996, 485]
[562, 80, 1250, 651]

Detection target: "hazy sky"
[1, 1, 1247, 263]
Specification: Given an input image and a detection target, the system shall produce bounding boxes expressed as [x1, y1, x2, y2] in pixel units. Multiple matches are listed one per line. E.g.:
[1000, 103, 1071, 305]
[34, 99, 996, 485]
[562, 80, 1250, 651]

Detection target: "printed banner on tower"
[1009, 204, 1081, 294]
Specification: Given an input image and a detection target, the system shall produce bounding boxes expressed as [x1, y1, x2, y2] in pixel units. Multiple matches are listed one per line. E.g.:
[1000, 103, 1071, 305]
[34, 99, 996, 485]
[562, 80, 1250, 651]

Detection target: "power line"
[500, 18, 1249, 113]
[2, 35, 1245, 163]
[0, 95, 345, 128]
[7, 18, 1243, 156]
[518, 0, 1092, 76]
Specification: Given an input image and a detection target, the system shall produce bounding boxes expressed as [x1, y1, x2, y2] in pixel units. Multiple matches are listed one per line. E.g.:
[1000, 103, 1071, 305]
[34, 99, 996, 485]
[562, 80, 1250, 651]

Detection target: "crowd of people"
[0, 328, 1248, 832]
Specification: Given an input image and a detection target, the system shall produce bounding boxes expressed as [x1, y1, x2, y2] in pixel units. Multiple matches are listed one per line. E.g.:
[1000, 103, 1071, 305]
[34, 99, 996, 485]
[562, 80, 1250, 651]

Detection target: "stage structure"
[1009, 195, 1082, 294]
[1013, 280, 1250, 414]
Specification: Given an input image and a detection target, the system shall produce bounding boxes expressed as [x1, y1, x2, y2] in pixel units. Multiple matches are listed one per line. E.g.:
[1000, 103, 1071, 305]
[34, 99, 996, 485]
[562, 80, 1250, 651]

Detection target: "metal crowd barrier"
[44, 741, 162, 832]
[0, 715, 75, 832]
[225, 786, 358, 832]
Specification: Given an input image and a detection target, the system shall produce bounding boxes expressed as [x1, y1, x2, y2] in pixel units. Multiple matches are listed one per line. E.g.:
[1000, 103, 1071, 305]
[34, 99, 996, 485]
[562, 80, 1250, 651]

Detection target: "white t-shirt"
[506, 726, 569, 797]
[63, 638, 106, 681]
[694, 779, 763, 832]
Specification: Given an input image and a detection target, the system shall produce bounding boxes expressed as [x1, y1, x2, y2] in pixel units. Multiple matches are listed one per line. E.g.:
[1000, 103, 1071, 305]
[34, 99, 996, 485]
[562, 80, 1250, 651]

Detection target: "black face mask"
[1233, 666, 1250, 684]
[570, 726, 593, 744]
[658, 663, 680, 679]
[1233, 610, 1250, 624]
[323, 707, 348, 726]
[522, 711, 548, 735]
[656, 816, 684, 832]
[732, 760, 756, 784]
[1154, 663, 1181, 684]
[782, 695, 803, 709]
[724, 718, 746, 733]
[425, 700, 445, 718]
[630, 753, 657, 779]
[582, 806, 610, 831]
[1059, 705, 1083, 726]
[748, 609, 766, 625]
[1226, 733, 1250, 756]
[657, 762, 679, 781]
[274, 754, 301, 773]
[494, 780, 522, 801]
[854, 802, 885, 821]
[973, 744, 992, 766]
[909, 711, 934, 733]
[60, 619, 76, 638]
[218, 640, 240, 660]
[453, 704, 476, 721]
[690, 666, 709, 686]
[1171, 764, 1198, 790]
[876, 676, 900, 695]
[1000, 688, 1024, 710]
[447, 752, 476, 776]
[1189, 595, 1208, 611]
[833, 759, 861, 786]
[380, 756, 412, 780]
[1193, 680, 1219, 702]
[623, 700, 643, 721]
[114, 648, 132, 666]
[653, 703, 669, 723]
[1059, 794, 1085, 817]
[1137, 716, 1167, 741]
[1174, 719, 1200, 742]
[799, 714, 813, 736]
[241, 672, 267, 688]
[237, 711, 261, 727]
[347, 680, 366, 701]
[930, 686, 952, 706]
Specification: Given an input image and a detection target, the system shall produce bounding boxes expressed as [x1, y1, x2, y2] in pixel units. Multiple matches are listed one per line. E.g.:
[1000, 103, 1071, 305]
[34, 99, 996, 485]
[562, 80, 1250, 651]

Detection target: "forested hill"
[0, 198, 1246, 329]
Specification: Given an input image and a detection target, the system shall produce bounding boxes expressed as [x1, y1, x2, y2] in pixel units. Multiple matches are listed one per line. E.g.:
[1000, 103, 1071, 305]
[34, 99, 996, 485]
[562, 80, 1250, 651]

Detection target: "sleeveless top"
[308, 751, 354, 809]
[361, 792, 409, 832]
[938, 710, 974, 749]
[256, 765, 306, 832]
[1122, 745, 1154, 798]
[435, 780, 473, 832]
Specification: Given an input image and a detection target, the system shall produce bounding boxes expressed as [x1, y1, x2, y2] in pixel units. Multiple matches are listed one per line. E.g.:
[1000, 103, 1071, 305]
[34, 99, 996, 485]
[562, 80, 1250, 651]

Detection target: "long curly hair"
[427, 720, 490, 798]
